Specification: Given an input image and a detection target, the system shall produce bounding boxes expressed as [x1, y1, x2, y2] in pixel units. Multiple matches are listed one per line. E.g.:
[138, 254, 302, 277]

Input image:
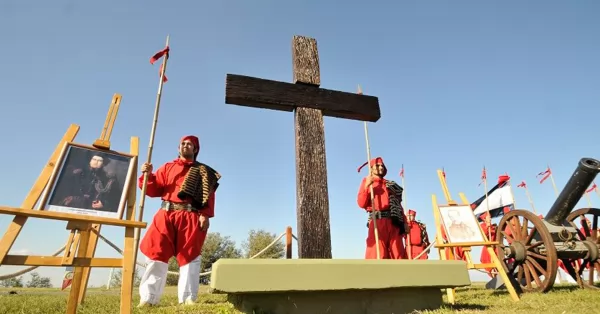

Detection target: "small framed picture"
[38, 142, 137, 219]
[438, 204, 486, 243]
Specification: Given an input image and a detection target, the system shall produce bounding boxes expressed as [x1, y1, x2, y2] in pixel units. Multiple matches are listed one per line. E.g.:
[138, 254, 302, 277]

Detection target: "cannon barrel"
[545, 158, 600, 225]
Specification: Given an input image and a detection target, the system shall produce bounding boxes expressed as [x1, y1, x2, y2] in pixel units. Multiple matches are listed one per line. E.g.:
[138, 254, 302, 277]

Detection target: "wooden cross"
[225, 35, 381, 258]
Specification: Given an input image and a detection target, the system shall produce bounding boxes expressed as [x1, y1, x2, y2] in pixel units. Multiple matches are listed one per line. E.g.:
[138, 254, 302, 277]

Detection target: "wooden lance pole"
[134, 35, 170, 266]
[358, 84, 381, 260]
[518, 181, 537, 214]
[548, 165, 560, 197]
[481, 166, 492, 240]
[400, 165, 412, 259]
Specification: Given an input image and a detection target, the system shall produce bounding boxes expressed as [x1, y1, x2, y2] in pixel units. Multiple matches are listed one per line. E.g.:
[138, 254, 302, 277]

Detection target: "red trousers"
[365, 217, 406, 259]
[140, 209, 207, 266]
[409, 245, 428, 260]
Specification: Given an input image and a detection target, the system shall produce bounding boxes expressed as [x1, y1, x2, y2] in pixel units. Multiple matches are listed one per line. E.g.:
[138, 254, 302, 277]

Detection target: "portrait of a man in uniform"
[44, 144, 134, 218]
[440, 205, 485, 243]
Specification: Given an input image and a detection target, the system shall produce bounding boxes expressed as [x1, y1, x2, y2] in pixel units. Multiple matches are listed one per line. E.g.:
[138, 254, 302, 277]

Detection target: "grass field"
[1, 283, 599, 313]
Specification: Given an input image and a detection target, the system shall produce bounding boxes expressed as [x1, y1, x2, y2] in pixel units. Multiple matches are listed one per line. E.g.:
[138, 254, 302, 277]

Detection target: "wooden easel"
[0, 93, 147, 314]
[432, 169, 520, 303]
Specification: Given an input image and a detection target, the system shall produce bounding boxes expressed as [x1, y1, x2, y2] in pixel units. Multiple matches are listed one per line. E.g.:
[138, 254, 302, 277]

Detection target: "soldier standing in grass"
[357, 157, 408, 259]
[137, 135, 220, 308]
[479, 212, 497, 277]
[406, 209, 430, 260]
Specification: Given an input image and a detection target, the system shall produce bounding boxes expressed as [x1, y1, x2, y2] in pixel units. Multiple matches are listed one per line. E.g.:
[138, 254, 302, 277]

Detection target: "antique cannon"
[496, 158, 600, 293]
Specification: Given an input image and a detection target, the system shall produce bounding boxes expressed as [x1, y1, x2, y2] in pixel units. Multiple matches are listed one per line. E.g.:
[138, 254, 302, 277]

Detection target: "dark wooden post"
[224, 35, 381, 258]
[292, 36, 332, 258]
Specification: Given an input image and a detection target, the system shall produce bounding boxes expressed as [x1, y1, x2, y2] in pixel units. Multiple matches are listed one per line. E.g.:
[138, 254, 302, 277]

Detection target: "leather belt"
[161, 201, 197, 212]
[370, 210, 391, 219]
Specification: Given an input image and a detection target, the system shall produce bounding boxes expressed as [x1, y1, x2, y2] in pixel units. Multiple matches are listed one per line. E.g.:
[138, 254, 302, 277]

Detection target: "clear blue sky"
[1, 0, 599, 288]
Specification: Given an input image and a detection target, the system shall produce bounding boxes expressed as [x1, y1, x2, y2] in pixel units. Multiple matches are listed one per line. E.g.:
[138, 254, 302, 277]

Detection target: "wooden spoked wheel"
[496, 209, 558, 293]
[566, 208, 600, 289]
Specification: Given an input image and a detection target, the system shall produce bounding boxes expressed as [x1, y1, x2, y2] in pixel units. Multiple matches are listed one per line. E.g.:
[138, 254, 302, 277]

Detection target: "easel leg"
[77, 224, 101, 304]
[120, 226, 136, 314]
[66, 228, 92, 314]
[0, 125, 79, 263]
[441, 247, 456, 304]
[120, 136, 140, 314]
[488, 246, 520, 301]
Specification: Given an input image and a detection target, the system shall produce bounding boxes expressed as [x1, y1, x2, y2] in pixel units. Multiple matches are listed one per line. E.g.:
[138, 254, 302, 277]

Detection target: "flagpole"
[134, 35, 170, 270]
[482, 166, 491, 239]
[524, 186, 537, 214]
[358, 85, 381, 260]
[548, 165, 559, 197]
[545, 165, 564, 282]
[401, 165, 412, 260]
[107, 268, 114, 290]
[585, 191, 593, 207]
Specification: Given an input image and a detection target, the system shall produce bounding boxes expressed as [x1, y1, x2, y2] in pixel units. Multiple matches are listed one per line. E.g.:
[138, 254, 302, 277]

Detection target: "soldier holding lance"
[357, 157, 409, 259]
[137, 135, 221, 307]
[134, 38, 221, 307]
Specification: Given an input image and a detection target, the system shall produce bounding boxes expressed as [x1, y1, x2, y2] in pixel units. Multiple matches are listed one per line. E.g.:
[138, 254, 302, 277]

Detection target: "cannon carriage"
[495, 158, 600, 293]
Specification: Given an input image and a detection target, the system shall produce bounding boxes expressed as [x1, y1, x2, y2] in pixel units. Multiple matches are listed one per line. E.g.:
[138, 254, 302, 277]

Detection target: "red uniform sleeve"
[138, 164, 167, 197]
[200, 191, 215, 218]
[357, 178, 370, 209]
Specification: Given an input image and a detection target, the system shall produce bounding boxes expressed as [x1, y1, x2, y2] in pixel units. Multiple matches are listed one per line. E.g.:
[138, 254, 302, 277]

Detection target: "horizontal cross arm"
[225, 74, 381, 122]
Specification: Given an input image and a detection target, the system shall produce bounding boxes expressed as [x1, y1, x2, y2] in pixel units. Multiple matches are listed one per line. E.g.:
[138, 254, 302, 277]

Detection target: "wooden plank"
[67, 230, 91, 314]
[77, 224, 101, 304]
[293, 36, 332, 259]
[225, 74, 381, 122]
[0, 206, 147, 228]
[292, 35, 321, 86]
[1, 255, 122, 267]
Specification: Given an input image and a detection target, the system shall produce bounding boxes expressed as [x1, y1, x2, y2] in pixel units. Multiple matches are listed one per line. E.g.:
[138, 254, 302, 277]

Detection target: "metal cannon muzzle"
[544, 158, 600, 226]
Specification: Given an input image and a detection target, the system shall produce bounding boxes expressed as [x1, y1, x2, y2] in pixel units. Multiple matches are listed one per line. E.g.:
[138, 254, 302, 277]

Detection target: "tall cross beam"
[225, 35, 381, 258]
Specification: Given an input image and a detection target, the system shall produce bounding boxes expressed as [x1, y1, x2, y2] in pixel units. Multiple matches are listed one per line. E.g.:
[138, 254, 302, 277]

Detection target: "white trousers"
[139, 255, 202, 304]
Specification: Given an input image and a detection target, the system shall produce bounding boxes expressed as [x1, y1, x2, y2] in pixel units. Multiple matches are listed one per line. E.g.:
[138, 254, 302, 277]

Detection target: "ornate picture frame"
[438, 204, 486, 243]
[38, 142, 136, 219]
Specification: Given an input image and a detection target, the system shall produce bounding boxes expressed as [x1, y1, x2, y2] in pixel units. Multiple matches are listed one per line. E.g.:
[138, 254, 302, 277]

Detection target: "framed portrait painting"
[38, 142, 137, 219]
[438, 204, 486, 243]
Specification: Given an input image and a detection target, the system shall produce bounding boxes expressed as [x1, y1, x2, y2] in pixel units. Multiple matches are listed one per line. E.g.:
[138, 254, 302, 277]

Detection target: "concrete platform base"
[210, 259, 471, 314]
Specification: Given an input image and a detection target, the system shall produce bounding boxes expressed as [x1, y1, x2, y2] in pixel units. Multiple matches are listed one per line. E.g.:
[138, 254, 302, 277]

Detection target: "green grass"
[1, 283, 599, 313]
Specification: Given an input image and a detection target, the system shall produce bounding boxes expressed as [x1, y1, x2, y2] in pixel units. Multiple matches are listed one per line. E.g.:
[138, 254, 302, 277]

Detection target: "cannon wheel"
[566, 207, 600, 289]
[496, 209, 558, 293]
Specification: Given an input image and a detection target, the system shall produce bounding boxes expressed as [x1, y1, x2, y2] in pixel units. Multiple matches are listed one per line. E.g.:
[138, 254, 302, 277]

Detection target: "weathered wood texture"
[225, 74, 381, 122]
[292, 36, 332, 259]
[292, 36, 321, 86]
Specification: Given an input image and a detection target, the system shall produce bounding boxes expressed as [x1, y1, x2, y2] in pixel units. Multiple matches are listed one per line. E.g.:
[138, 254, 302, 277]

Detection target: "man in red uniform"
[357, 157, 408, 259]
[137, 135, 220, 307]
[479, 212, 497, 277]
[406, 209, 430, 260]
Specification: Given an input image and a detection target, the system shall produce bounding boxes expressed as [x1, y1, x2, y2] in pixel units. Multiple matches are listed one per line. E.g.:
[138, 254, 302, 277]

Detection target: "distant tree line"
[0, 272, 52, 288]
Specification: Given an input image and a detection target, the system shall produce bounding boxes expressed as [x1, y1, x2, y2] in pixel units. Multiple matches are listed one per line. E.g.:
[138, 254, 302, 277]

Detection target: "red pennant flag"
[61, 266, 74, 290]
[586, 182, 597, 193]
[150, 46, 170, 82]
[399, 164, 404, 178]
[478, 166, 487, 186]
[517, 181, 526, 188]
[536, 167, 551, 184]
